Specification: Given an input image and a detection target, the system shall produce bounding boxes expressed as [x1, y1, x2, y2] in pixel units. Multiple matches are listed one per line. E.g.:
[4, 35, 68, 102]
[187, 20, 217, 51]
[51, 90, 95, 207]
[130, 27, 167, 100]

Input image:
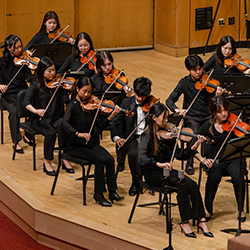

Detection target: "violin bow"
[169, 69, 214, 163]
[86, 70, 124, 144]
[39, 72, 67, 120]
[50, 23, 70, 44]
[76, 50, 98, 72]
[213, 111, 242, 163]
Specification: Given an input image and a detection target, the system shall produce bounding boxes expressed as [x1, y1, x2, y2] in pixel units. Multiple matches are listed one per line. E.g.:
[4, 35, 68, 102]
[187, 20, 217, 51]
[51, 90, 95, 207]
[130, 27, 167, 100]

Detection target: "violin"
[105, 68, 131, 91]
[81, 95, 134, 116]
[195, 74, 231, 95]
[14, 50, 40, 70]
[160, 123, 213, 143]
[224, 53, 250, 72]
[80, 50, 97, 71]
[222, 113, 250, 137]
[140, 95, 159, 112]
[46, 74, 75, 91]
[48, 24, 74, 44]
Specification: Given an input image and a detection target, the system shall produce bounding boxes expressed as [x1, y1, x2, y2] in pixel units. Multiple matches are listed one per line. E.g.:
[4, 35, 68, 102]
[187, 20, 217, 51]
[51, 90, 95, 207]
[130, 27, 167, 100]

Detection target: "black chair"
[198, 142, 249, 214]
[12, 89, 40, 171]
[0, 102, 6, 144]
[50, 120, 93, 206]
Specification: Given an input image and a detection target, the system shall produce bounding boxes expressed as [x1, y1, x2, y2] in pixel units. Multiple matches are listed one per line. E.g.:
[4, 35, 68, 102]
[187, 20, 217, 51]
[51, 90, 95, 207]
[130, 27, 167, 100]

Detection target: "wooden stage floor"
[1, 49, 250, 250]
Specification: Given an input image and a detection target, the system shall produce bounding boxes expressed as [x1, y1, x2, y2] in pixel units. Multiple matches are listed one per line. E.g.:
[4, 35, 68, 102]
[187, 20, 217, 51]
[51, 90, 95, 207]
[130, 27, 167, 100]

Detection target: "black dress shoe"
[62, 161, 75, 174]
[185, 163, 194, 175]
[12, 145, 24, 154]
[109, 191, 124, 204]
[23, 136, 35, 147]
[43, 163, 56, 176]
[94, 193, 112, 207]
[129, 183, 137, 196]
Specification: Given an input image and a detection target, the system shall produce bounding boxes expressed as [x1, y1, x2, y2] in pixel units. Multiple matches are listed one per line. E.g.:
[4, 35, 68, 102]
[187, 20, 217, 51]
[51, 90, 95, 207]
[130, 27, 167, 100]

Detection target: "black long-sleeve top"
[22, 81, 69, 123]
[24, 33, 51, 51]
[203, 54, 242, 75]
[0, 55, 32, 95]
[138, 130, 196, 170]
[58, 55, 95, 77]
[191, 119, 236, 160]
[62, 98, 110, 148]
[165, 74, 214, 117]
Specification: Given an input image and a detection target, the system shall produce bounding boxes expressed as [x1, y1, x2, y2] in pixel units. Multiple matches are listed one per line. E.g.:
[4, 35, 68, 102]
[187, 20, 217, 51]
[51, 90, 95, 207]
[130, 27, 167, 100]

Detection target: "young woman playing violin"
[23, 56, 74, 176]
[58, 32, 95, 77]
[62, 76, 124, 207]
[203, 36, 248, 75]
[192, 96, 246, 222]
[139, 102, 213, 238]
[90, 50, 131, 96]
[0, 34, 33, 153]
[166, 54, 223, 175]
[24, 11, 74, 52]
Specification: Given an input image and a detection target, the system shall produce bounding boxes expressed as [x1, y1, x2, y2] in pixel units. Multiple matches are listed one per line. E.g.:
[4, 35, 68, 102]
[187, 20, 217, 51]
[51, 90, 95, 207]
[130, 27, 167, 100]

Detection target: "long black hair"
[147, 103, 169, 156]
[38, 11, 60, 34]
[71, 76, 92, 100]
[215, 36, 236, 68]
[72, 32, 94, 60]
[34, 56, 54, 93]
[1, 34, 22, 66]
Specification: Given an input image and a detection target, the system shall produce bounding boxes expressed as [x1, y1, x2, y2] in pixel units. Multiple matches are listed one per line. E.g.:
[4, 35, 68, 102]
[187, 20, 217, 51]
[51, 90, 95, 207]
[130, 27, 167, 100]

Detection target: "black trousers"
[144, 168, 205, 221]
[117, 138, 140, 184]
[31, 118, 61, 161]
[184, 115, 210, 167]
[205, 159, 245, 213]
[0, 94, 22, 143]
[71, 144, 117, 194]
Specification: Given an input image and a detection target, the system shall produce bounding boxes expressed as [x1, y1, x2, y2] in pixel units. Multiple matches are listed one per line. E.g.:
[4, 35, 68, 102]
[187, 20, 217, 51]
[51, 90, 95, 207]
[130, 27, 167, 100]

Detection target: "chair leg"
[50, 155, 62, 195]
[85, 164, 92, 185]
[81, 166, 87, 206]
[246, 173, 249, 214]
[1, 110, 3, 144]
[198, 164, 202, 190]
[33, 136, 36, 171]
[128, 190, 141, 223]
[12, 137, 18, 160]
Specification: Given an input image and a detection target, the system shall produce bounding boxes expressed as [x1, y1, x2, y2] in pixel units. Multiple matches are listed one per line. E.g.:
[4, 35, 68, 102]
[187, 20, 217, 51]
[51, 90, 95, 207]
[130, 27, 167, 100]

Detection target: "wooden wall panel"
[0, 0, 5, 44]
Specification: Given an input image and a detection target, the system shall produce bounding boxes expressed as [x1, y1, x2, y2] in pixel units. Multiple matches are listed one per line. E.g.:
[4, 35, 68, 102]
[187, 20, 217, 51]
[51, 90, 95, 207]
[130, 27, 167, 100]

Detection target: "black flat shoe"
[129, 183, 137, 196]
[238, 215, 247, 223]
[12, 145, 24, 154]
[109, 191, 124, 204]
[179, 222, 196, 238]
[197, 220, 214, 237]
[23, 136, 35, 147]
[43, 163, 56, 176]
[94, 193, 112, 207]
[62, 161, 75, 174]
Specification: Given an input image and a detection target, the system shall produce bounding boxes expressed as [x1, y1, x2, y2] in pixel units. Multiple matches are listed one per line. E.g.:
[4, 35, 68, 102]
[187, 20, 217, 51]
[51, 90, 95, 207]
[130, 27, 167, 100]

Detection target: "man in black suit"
[110, 77, 152, 196]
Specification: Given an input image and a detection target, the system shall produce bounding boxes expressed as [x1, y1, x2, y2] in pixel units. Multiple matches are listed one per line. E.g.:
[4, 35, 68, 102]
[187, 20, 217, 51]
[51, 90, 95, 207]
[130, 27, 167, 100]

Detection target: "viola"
[105, 68, 131, 91]
[14, 50, 40, 70]
[224, 53, 250, 72]
[81, 95, 134, 116]
[222, 113, 250, 137]
[46, 74, 75, 91]
[195, 74, 231, 95]
[161, 123, 213, 143]
[48, 25, 74, 43]
[140, 95, 159, 112]
[80, 50, 97, 71]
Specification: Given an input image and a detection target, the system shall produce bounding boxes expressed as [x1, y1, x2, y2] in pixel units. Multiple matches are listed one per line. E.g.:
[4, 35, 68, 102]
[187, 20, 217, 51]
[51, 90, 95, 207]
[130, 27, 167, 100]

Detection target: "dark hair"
[96, 51, 114, 73]
[71, 76, 92, 100]
[215, 36, 236, 68]
[1, 34, 22, 66]
[35, 56, 54, 93]
[185, 54, 204, 70]
[147, 103, 169, 156]
[133, 77, 152, 97]
[38, 11, 60, 34]
[72, 32, 94, 60]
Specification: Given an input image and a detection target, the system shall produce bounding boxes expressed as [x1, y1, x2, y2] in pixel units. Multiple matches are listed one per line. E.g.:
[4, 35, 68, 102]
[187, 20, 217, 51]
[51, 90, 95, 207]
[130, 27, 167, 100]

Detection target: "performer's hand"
[124, 85, 133, 97]
[175, 108, 187, 117]
[35, 109, 45, 117]
[156, 162, 173, 170]
[78, 133, 91, 142]
[191, 135, 206, 150]
[116, 138, 126, 148]
[201, 158, 214, 168]
[215, 86, 223, 96]
[0, 84, 7, 93]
